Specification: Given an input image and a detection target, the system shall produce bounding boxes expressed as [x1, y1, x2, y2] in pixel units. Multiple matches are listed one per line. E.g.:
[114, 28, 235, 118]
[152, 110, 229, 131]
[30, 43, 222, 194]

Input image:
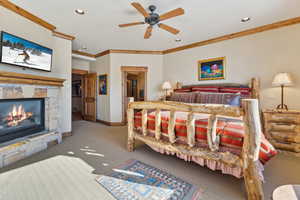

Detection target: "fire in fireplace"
[6, 104, 33, 127]
[0, 98, 45, 143]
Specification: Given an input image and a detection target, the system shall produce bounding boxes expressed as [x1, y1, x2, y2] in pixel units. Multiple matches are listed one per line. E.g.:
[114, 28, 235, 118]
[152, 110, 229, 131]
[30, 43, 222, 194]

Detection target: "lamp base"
[276, 104, 288, 111]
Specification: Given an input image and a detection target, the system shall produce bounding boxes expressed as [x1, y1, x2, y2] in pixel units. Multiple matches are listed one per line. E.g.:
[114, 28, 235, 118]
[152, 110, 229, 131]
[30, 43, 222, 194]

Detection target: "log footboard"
[127, 99, 264, 200]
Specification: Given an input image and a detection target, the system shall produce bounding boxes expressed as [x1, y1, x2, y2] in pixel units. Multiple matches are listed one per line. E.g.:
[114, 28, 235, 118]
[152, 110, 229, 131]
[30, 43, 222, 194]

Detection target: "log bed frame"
[127, 78, 264, 200]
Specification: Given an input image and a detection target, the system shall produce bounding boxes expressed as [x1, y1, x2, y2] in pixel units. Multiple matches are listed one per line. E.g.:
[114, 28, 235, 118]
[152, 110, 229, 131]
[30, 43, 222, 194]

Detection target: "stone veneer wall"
[0, 83, 63, 168]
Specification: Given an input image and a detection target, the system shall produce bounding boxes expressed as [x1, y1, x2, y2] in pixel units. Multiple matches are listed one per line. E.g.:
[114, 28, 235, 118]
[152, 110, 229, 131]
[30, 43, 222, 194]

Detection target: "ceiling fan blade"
[119, 22, 145, 27]
[144, 26, 153, 39]
[131, 2, 149, 18]
[159, 8, 184, 21]
[158, 23, 180, 34]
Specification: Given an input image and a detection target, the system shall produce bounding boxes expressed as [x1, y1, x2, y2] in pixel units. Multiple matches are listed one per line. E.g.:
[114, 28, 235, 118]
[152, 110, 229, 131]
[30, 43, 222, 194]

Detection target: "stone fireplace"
[0, 71, 66, 167]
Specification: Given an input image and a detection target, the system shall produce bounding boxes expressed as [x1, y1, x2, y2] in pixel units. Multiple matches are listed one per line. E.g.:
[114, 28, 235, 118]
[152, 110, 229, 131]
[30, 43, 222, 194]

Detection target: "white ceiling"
[10, 0, 300, 54]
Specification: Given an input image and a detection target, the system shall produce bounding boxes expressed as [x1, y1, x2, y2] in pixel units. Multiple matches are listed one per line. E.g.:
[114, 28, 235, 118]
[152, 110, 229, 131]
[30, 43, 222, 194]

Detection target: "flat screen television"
[0, 31, 53, 72]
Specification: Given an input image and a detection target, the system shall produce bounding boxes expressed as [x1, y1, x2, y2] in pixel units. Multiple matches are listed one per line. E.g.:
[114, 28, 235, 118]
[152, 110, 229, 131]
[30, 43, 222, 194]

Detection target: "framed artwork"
[99, 74, 108, 95]
[198, 57, 226, 81]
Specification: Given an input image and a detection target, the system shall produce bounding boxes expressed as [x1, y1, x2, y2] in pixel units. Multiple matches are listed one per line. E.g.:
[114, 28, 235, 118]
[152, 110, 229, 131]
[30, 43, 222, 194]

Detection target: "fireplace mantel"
[0, 71, 65, 87]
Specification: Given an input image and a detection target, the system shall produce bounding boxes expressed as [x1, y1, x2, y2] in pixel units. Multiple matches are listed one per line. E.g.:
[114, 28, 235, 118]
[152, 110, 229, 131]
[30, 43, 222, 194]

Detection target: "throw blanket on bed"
[134, 111, 277, 164]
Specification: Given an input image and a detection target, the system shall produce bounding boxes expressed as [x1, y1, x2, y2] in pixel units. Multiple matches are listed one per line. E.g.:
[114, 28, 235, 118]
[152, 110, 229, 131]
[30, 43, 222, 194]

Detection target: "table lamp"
[162, 81, 172, 100]
[272, 72, 293, 110]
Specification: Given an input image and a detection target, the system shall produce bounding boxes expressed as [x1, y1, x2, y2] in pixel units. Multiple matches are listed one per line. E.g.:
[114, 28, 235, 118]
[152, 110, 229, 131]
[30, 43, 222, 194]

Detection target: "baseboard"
[62, 131, 73, 138]
[96, 119, 126, 126]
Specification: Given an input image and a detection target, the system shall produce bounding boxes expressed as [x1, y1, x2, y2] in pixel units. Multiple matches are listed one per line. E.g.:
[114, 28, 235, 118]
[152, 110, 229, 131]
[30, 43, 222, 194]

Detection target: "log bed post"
[242, 99, 264, 200]
[142, 109, 148, 136]
[187, 112, 196, 147]
[168, 110, 176, 143]
[155, 109, 162, 140]
[207, 114, 219, 151]
[127, 107, 135, 152]
[251, 78, 260, 100]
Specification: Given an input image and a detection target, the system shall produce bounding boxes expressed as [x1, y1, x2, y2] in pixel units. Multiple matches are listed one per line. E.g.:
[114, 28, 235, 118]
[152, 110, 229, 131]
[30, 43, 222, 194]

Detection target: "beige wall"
[163, 24, 300, 110]
[0, 6, 72, 133]
[90, 53, 164, 122]
[72, 58, 90, 71]
[110, 53, 163, 122]
[90, 54, 111, 121]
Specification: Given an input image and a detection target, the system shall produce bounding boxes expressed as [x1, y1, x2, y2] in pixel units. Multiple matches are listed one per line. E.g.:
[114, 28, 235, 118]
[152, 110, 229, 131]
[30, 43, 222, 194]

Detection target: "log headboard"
[175, 78, 260, 100]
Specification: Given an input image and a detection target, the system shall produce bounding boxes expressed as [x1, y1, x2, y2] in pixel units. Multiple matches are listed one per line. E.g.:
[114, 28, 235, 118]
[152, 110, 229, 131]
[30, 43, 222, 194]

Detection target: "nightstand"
[263, 110, 300, 152]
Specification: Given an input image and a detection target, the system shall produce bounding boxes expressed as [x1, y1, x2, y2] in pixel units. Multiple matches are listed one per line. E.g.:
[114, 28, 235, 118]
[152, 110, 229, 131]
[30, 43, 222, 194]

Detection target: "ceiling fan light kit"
[119, 2, 184, 39]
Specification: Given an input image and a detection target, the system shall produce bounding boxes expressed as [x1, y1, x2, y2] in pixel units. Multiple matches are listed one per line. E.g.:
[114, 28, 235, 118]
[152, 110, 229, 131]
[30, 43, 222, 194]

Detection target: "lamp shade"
[162, 81, 172, 90]
[272, 73, 293, 87]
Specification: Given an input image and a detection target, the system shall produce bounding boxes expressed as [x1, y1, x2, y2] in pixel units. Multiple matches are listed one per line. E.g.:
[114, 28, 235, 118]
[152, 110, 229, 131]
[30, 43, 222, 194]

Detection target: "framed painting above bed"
[198, 57, 225, 81]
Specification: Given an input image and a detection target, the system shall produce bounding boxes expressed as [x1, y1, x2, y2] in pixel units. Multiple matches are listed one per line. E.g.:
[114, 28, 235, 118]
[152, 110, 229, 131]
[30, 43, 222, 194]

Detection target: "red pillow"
[219, 87, 251, 95]
[191, 86, 219, 93]
[173, 88, 192, 93]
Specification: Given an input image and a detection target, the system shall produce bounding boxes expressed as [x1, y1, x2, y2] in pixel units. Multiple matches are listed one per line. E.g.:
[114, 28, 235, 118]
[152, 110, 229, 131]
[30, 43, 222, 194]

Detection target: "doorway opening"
[121, 66, 148, 123]
[72, 69, 97, 122]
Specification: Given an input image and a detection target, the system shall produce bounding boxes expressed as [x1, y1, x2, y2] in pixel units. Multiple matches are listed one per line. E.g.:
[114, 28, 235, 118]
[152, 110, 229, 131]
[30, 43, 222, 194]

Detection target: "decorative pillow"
[169, 92, 197, 103]
[219, 87, 251, 98]
[173, 88, 192, 93]
[195, 92, 241, 105]
[191, 86, 219, 93]
[229, 94, 241, 106]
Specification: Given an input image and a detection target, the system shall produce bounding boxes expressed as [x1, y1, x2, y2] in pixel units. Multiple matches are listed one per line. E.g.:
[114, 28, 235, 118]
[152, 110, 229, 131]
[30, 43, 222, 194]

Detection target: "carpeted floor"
[0, 121, 299, 200]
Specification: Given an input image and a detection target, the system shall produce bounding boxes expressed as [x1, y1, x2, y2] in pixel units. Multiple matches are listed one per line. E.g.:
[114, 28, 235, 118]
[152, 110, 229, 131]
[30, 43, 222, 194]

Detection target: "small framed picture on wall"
[99, 74, 108, 95]
[198, 57, 226, 81]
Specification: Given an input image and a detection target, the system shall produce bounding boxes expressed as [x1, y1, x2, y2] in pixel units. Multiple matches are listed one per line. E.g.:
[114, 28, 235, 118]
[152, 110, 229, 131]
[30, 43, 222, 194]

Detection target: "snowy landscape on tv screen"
[1, 32, 52, 71]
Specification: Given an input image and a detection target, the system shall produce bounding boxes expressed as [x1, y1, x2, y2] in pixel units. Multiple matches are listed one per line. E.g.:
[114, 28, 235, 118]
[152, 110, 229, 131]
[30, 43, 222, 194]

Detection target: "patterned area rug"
[96, 159, 202, 200]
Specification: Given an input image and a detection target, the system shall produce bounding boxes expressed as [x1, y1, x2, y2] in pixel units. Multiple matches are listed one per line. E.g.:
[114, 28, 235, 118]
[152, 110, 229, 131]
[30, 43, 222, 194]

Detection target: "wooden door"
[83, 73, 97, 121]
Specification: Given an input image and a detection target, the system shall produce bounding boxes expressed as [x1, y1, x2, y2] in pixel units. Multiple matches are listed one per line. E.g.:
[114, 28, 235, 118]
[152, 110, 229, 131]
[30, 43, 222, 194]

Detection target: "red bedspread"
[134, 111, 277, 164]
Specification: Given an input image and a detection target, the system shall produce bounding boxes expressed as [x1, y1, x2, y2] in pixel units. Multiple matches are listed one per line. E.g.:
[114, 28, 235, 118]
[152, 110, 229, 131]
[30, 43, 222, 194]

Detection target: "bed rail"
[127, 99, 263, 200]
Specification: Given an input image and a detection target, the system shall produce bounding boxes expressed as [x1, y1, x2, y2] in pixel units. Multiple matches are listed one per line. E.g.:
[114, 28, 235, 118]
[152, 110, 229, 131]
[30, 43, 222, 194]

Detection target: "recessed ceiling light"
[241, 17, 251, 22]
[175, 39, 182, 42]
[75, 9, 85, 15]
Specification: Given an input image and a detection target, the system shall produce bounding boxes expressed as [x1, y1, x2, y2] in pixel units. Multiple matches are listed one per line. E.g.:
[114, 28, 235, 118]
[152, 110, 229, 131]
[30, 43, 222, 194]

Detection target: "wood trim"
[95, 49, 163, 58]
[121, 67, 148, 123]
[0, 71, 65, 87]
[0, 0, 56, 31]
[110, 49, 163, 55]
[53, 31, 75, 41]
[72, 50, 95, 58]
[95, 50, 110, 58]
[121, 66, 148, 72]
[163, 16, 300, 54]
[72, 69, 88, 75]
[96, 119, 126, 126]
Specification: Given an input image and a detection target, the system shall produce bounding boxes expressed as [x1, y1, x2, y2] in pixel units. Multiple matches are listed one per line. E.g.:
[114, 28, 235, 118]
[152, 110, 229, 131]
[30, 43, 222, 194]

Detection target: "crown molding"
[109, 49, 163, 55]
[0, 0, 56, 31]
[0, 0, 75, 41]
[53, 31, 75, 41]
[95, 49, 163, 58]
[163, 16, 300, 54]
[72, 50, 95, 58]
[95, 50, 110, 58]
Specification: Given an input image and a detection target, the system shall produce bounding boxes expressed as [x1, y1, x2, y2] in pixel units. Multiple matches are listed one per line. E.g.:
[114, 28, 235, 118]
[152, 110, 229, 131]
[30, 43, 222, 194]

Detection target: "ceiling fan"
[119, 2, 184, 39]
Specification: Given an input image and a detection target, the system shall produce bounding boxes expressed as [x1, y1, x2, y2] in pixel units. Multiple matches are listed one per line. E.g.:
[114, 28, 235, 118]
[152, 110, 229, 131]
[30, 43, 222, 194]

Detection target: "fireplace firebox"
[0, 98, 45, 143]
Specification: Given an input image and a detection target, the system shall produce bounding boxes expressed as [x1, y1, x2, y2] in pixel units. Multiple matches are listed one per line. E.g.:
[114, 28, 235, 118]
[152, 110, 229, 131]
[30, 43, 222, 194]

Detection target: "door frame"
[121, 66, 148, 123]
[72, 69, 88, 121]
